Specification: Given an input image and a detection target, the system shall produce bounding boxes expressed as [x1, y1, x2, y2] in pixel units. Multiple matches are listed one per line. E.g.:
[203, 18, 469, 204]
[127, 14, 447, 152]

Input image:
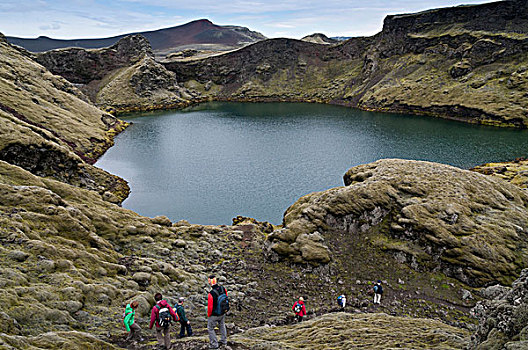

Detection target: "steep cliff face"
[0, 35, 128, 200]
[382, 0, 528, 38]
[268, 159, 528, 287]
[166, 0, 528, 127]
[35, 35, 152, 84]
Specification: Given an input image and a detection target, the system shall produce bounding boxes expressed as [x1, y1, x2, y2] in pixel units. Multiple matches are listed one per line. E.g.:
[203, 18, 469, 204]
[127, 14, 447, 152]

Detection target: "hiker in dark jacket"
[207, 275, 228, 349]
[124, 300, 142, 341]
[337, 295, 346, 309]
[175, 297, 193, 338]
[149, 293, 179, 350]
[373, 280, 383, 304]
[292, 296, 306, 322]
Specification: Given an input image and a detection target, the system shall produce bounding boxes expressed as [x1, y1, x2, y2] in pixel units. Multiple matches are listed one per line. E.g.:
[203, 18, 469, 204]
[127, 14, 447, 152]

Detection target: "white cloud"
[39, 23, 62, 31]
[271, 23, 296, 29]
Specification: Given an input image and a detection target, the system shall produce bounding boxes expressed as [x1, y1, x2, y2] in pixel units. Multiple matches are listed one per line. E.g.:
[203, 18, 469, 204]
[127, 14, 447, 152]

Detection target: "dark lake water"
[96, 102, 528, 225]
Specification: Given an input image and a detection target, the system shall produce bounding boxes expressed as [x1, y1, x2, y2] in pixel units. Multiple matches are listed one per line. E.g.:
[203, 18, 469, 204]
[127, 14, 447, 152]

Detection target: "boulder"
[131, 272, 151, 287]
[173, 239, 187, 248]
[151, 215, 172, 226]
[470, 269, 528, 349]
[8, 250, 29, 262]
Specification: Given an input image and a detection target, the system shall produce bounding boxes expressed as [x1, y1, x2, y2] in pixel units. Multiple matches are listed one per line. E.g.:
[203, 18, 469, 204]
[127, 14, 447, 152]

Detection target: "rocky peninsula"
[1, 1, 528, 349]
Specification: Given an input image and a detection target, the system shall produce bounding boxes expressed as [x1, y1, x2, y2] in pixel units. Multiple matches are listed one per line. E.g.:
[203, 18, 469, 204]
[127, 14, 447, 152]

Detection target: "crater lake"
[96, 102, 528, 225]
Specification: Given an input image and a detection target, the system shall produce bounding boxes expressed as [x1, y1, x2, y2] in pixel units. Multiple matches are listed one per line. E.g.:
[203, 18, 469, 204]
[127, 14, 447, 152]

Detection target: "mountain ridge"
[5, 19, 266, 53]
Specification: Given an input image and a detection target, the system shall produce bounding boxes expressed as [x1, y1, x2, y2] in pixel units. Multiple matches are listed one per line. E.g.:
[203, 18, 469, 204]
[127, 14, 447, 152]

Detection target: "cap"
[178, 297, 185, 302]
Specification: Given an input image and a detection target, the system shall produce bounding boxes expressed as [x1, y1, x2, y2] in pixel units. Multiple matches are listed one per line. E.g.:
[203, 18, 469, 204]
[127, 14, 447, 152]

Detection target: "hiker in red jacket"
[292, 296, 306, 322]
[149, 293, 179, 350]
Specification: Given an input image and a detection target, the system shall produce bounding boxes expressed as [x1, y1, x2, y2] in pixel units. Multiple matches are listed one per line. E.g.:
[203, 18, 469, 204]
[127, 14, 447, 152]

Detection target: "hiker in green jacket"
[124, 300, 142, 341]
[175, 297, 193, 338]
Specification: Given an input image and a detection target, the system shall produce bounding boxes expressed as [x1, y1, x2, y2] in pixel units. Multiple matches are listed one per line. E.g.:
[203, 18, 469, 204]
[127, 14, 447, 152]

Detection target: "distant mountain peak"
[6, 19, 266, 53]
[189, 19, 214, 25]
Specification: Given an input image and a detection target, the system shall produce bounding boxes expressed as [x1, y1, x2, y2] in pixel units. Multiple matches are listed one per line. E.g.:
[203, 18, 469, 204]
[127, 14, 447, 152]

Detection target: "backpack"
[337, 295, 344, 307]
[294, 303, 302, 313]
[212, 287, 229, 315]
[175, 304, 183, 318]
[373, 285, 379, 293]
[156, 304, 172, 328]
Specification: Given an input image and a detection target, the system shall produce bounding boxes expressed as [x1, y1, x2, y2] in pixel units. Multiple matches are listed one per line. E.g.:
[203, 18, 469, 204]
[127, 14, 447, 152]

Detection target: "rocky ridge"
[28, 1, 528, 127]
[164, 0, 528, 128]
[232, 312, 470, 349]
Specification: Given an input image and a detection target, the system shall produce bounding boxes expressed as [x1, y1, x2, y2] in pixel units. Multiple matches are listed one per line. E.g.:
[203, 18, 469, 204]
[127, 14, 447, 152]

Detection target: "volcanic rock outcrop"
[470, 269, 528, 349]
[269, 159, 528, 287]
[35, 35, 152, 84]
[35, 35, 198, 113]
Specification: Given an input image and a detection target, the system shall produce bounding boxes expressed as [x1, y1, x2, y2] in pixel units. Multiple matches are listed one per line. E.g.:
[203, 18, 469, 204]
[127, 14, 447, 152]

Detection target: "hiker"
[124, 300, 142, 342]
[207, 275, 229, 349]
[373, 280, 383, 304]
[175, 297, 193, 338]
[292, 296, 306, 322]
[337, 294, 346, 309]
[149, 293, 179, 350]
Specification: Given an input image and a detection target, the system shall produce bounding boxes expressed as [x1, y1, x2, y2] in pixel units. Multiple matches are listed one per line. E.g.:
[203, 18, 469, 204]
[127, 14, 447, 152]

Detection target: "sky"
[1, 0, 494, 39]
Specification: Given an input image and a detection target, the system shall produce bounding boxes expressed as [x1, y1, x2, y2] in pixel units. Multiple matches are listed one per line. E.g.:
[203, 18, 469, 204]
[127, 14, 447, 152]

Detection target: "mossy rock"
[269, 159, 528, 287]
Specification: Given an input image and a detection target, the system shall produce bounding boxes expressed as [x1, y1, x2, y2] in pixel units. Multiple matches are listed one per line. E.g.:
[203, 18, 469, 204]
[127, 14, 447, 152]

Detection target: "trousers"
[207, 314, 227, 348]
